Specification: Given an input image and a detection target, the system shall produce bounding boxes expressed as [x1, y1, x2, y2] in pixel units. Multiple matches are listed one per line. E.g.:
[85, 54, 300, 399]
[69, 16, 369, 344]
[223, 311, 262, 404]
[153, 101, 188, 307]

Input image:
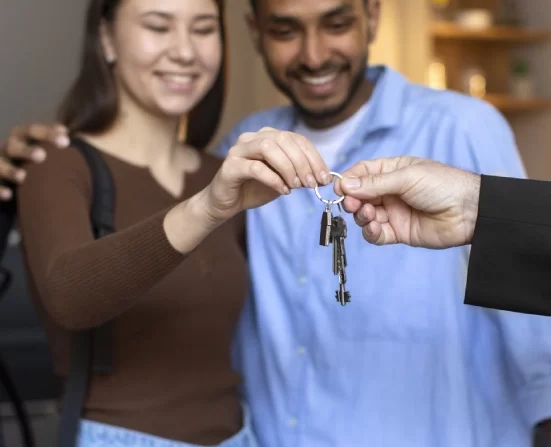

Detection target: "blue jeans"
[77, 404, 258, 447]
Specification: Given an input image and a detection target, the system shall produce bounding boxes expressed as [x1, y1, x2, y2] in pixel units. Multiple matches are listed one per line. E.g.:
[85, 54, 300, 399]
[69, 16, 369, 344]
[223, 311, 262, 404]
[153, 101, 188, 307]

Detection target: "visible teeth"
[163, 74, 193, 84]
[301, 73, 338, 85]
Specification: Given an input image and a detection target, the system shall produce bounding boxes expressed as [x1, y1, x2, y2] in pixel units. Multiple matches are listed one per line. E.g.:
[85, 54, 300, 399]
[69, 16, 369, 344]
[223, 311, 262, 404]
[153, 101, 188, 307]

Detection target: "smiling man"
[250, 0, 374, 128]
[4, 0, 551, 446]
[216, 1, 551, 446]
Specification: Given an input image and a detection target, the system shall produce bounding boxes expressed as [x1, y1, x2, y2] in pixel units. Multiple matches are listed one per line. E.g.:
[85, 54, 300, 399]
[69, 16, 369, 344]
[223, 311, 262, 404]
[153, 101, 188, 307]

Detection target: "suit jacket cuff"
[464, 175, 551, 316]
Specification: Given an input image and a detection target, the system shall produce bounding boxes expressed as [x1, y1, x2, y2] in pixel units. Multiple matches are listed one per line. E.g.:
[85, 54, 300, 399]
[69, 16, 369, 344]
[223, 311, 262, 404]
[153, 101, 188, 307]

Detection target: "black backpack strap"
[0, 352, 34, 447]
[57, 137, 115, 447]
[70, 138, 115, 373]
[0, 161, 21, 302]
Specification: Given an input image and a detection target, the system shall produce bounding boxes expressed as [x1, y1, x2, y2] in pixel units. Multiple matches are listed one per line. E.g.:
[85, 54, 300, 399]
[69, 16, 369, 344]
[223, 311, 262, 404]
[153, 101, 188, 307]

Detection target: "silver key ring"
[314, 171, 345, 205]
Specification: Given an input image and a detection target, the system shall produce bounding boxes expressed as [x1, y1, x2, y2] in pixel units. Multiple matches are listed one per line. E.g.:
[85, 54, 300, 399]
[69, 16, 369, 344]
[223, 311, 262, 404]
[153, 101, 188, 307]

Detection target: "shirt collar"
[285, 65, 409, 141]
[361, 65, 408, 138]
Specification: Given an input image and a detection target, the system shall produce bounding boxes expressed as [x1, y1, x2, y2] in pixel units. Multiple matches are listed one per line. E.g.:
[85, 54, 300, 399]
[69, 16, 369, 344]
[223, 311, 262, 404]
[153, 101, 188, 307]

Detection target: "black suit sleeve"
[465, 175, 551, 316]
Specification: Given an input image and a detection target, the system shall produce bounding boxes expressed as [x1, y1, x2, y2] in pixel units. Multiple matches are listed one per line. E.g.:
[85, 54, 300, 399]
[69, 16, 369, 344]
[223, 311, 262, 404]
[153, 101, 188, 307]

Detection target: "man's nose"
[300, 32, 330, 71]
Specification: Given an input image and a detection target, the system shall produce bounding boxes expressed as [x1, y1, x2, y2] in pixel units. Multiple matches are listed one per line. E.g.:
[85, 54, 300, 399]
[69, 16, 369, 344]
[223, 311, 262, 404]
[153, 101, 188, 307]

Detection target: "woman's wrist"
[163, 188, 224, 254]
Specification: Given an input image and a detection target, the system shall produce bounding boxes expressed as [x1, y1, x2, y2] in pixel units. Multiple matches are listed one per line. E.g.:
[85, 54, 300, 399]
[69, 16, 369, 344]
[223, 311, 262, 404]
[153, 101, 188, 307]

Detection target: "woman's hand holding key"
[163, 128, 330, 254]
[203, 127, 330, 222]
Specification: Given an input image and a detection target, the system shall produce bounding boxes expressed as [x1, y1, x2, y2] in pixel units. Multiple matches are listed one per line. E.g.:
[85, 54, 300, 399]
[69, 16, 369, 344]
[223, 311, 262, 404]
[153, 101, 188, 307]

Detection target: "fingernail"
[365, 224, 373, 235]
[320, 171, 330, 185]
[306, 174, 316, 188]
[293, 177, 302, 188]
[56, 135, 70, 148]
[32, 148, 46, 162]
[282, 186, 291, 195]
[15, 170, 26, 182]
[342, 177, 361, 189]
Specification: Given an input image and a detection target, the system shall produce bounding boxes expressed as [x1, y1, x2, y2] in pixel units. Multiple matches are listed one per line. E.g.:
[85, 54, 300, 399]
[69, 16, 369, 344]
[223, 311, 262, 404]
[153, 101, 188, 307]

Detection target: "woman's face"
[103, 0, 222, 118]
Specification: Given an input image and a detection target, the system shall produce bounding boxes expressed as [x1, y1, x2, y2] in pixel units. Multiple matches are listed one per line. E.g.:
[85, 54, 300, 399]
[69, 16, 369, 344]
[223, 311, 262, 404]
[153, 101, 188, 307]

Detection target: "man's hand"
[334, 156, 481, 249]
[0, 123, 69, 199]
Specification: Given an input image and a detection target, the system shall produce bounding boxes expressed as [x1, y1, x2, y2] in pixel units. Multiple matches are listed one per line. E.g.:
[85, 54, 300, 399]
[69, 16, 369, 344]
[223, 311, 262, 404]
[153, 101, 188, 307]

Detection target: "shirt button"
[297, 346, 306, 355]
[298, 276, 307, 284]
[288, 417, 298, 427]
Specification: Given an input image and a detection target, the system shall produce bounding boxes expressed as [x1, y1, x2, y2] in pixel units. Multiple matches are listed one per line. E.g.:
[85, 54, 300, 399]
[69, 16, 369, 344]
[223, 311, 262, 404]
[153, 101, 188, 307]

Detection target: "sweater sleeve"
[17, 147, 185, 330]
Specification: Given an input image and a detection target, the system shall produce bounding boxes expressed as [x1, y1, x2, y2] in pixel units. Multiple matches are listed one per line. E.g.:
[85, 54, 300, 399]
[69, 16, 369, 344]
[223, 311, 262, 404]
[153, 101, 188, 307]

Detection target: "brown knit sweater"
[17, 141, 249, 444]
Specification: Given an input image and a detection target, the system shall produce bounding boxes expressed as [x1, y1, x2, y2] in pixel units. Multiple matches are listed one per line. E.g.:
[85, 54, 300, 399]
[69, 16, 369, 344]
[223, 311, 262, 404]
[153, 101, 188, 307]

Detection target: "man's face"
[248, 0, 380, 122]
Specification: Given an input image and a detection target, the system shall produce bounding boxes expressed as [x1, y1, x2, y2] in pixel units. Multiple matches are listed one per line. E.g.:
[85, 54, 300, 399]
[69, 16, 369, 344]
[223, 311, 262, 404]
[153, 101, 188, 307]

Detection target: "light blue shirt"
[213, 66, 551, 447]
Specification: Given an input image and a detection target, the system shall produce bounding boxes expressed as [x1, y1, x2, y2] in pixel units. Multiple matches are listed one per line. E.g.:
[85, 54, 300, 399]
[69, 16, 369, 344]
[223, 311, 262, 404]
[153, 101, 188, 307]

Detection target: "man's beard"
[264, 51, 368, 122]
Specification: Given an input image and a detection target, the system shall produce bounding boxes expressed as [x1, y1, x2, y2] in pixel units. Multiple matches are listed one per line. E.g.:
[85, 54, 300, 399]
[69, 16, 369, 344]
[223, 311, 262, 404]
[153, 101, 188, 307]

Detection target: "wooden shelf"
[482, 94, 551, 112]
[432, 21, 551, 42]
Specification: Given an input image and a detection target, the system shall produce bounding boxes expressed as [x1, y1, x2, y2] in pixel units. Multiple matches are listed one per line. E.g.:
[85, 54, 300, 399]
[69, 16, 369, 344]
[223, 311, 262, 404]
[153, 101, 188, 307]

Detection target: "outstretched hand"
[334, 156, 481, 249]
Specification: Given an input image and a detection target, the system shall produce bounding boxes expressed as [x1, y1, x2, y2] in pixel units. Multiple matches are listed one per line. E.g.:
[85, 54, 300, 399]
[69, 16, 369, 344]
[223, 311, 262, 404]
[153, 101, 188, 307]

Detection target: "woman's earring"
[106, 53, 116, 65]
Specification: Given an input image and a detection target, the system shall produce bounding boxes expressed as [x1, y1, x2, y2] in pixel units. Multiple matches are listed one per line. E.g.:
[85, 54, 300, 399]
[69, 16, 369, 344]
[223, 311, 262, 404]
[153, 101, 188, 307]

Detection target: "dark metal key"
[331, 216, 346, 274]
[331, 216, 351, 306]
[331, 216, 347, 265]
[336, 284, 351, 306]
[319, 205, 332, 246]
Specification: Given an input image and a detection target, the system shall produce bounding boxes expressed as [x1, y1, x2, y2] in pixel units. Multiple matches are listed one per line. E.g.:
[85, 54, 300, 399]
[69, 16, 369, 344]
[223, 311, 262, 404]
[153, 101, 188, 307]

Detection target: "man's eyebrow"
[265, 14, 299, 25]
[323, 4, 354, 19]
[265, 4, 354, 24]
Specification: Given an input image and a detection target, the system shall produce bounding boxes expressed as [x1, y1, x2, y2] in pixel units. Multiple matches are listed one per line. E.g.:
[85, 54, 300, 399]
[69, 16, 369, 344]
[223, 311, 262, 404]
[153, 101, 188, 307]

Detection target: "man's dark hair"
[58, 0, 227, 150]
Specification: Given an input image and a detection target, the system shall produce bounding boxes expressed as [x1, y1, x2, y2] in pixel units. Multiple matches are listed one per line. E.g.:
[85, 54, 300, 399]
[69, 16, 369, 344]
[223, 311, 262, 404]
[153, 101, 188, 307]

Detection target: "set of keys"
[316, 172, 351, 306]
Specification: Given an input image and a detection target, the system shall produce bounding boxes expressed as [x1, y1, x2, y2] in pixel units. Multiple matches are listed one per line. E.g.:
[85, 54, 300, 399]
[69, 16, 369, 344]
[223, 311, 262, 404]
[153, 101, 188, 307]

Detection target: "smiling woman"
[59, 0, 226, 150]
[11, 1, 304, 447]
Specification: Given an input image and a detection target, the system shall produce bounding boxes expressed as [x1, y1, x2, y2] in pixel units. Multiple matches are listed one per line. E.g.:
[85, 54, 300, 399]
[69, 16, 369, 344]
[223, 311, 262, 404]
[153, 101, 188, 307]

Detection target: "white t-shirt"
[293, 102, 370, 169]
